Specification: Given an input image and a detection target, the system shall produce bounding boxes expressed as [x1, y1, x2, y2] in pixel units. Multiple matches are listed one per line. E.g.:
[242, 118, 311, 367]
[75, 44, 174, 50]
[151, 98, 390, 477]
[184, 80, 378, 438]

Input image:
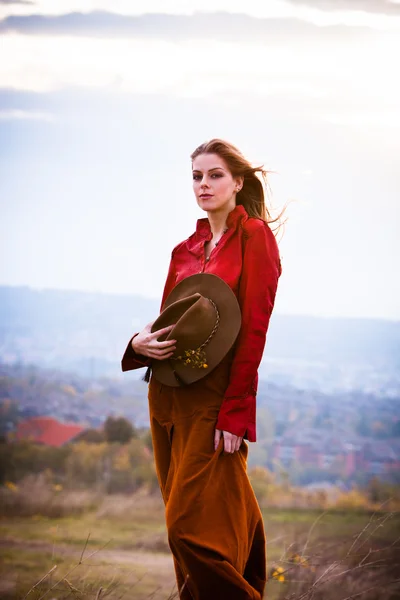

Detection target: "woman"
[121, 139, 282, 599]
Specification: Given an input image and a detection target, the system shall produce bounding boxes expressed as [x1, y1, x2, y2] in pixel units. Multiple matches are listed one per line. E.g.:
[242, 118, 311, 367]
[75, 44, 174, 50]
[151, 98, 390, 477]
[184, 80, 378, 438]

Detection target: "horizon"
[1, 282, 399, 324]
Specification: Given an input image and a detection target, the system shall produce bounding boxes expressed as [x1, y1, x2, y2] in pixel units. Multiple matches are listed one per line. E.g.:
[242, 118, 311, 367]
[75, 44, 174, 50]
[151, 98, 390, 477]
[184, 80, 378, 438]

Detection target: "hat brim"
[151, 273, 241, 387]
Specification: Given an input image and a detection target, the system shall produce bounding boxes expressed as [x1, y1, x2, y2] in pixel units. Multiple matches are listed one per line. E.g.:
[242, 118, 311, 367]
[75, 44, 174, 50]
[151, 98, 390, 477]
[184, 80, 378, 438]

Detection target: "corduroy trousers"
[148, 355, 266, 599]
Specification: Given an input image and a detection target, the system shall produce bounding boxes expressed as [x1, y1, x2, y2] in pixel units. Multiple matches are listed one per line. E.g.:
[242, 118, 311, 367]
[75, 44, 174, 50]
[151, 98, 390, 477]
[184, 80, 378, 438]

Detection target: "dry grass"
[0, 542, 177, 600]
[2, 510, 399, 600]
[1, 474, 100, 518]
[268, 511, 400, 600]
[1, 480, 400, 599]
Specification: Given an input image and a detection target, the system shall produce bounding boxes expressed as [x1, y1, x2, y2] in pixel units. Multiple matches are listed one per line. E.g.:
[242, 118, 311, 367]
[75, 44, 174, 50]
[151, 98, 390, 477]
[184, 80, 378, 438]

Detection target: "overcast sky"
[1, 0, 399, 320]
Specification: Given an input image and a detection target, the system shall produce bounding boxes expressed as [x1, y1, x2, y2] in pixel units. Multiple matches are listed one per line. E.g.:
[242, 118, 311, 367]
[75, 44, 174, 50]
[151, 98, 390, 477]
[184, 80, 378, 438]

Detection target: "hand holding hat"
[131, 322, 177, 360]
[150, 273, 241, 387]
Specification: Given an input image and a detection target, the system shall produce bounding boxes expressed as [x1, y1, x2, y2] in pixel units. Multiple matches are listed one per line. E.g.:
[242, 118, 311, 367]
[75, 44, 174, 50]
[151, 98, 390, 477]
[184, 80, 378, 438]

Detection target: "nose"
[200, 177, 210, 188]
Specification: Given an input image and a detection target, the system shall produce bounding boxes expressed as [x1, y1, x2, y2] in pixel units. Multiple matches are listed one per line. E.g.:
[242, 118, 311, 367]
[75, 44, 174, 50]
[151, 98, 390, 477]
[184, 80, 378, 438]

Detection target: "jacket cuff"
[121, 334, 151, 372]
[216, 395, 256, 440]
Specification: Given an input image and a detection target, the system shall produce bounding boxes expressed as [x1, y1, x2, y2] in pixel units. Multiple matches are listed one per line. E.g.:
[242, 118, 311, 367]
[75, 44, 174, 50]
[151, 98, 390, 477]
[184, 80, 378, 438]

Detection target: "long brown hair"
[191, 138, 285, 231]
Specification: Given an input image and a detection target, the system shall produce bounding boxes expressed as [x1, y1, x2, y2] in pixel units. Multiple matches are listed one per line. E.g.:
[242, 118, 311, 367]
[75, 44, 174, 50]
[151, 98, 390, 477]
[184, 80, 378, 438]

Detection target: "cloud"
[0, 108, 54, 120]
[0, 10, 374, 40]
[0, 1, 35, 5]
[286, 1, 400, 15]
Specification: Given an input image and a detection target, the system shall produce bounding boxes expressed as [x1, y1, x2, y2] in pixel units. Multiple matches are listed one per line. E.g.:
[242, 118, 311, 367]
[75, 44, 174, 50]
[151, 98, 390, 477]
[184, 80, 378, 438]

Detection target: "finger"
[159, 352, 175, 361]
[232, 436, 238, 452]
[229, 436, 238, 454]
[155, 339, 177, 349]
[150, 346, 176, 356]
[214, 429, 222, 451]
[223, 432, 233, 454]
[235, 437, 242, 452]
[151, 324, 176, 338]
[147, 350, 175, 360]
[145, 347, 175, 360]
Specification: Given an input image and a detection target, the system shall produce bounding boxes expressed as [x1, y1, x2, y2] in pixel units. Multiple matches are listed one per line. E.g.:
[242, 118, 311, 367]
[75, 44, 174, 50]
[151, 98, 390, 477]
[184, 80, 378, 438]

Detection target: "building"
[12, 416, 85, 447]
[272, 427, 400, 479]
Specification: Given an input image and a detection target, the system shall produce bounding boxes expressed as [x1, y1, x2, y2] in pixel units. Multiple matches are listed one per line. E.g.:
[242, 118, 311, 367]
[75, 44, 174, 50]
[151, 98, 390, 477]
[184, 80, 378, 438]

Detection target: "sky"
[1, 0, 399, 320]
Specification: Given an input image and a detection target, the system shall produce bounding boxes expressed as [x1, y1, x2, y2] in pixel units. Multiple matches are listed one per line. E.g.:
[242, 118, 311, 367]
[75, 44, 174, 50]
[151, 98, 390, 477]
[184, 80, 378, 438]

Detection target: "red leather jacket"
[121, 204, 281, 442]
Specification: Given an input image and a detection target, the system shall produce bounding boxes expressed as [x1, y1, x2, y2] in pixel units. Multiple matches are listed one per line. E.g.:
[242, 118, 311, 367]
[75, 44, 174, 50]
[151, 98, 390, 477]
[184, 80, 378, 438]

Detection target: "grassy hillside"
[1, 490, 399, 600]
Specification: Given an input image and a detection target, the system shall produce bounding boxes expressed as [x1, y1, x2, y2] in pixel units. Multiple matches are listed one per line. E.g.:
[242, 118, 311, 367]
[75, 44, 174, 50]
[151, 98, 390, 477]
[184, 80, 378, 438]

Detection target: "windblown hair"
[191, 138, 285, 231]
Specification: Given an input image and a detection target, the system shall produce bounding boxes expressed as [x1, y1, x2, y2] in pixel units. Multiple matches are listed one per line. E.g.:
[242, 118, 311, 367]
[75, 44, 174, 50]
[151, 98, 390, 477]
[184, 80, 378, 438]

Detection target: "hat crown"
[152, 293, 218, 356]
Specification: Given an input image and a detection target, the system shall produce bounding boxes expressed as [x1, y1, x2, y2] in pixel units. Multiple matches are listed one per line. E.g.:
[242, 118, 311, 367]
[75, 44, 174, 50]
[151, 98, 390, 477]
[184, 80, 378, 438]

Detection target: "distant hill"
[0, 285, 399, 395]
[1, 361, 399, 484]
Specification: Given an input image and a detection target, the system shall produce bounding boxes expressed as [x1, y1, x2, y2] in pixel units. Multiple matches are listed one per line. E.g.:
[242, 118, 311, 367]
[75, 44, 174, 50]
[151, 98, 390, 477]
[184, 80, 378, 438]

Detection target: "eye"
[211, 173, 223, 178]
[192, 174, 202, 181]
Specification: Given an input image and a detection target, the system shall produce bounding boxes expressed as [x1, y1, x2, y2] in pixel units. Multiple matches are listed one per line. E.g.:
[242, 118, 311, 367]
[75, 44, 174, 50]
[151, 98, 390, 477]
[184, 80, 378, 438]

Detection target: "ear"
[234, 175, 244, 192]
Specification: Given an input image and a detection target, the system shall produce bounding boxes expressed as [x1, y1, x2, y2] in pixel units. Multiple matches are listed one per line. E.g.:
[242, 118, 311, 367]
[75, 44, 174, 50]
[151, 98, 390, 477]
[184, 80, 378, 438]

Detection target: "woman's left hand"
[214, 429, 243, 454]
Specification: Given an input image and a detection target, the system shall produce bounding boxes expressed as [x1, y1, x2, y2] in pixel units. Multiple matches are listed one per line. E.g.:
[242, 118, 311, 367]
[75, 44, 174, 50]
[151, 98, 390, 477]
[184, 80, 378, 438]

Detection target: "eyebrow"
[192, 167, 226, 173]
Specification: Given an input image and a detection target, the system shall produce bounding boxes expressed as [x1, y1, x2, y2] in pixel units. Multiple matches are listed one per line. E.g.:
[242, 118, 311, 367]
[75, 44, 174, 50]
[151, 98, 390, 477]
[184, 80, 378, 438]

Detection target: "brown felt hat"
[151, 273, 241, 387]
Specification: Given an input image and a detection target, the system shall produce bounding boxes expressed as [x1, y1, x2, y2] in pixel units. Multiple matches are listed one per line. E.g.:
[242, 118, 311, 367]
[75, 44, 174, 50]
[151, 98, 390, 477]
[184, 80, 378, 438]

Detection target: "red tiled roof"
[14, 417, 85, 447]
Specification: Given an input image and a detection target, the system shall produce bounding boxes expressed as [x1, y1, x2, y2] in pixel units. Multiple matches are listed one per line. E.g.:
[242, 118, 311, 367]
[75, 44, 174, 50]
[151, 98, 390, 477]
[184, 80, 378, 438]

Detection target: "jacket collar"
[195, 204, 248, 239]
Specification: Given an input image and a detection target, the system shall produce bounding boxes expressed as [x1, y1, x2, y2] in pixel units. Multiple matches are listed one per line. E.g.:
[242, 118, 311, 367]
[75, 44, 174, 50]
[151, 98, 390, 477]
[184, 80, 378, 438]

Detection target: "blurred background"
[1, 1, 399, 599]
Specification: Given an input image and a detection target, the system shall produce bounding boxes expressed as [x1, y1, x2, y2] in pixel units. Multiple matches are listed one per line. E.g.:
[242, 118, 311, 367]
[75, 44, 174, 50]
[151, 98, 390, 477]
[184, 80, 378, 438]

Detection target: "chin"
[198, 201, 218, 212]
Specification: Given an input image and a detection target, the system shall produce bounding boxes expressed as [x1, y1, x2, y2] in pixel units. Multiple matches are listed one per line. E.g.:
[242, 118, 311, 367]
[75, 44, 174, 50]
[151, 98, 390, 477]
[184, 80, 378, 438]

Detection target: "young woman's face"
[192, 153, 242, 213]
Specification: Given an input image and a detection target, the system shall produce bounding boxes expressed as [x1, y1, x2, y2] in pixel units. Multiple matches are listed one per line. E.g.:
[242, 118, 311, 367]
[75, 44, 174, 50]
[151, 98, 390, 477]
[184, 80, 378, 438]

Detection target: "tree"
[142, 428, 153, 453]
[76, 428, 105, 444]
[104, 416, 135, 444]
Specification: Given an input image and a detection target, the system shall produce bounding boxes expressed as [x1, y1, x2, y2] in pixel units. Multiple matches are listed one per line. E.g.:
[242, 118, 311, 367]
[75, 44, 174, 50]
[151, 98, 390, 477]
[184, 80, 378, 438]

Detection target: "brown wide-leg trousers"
[148, 356, 266, 600]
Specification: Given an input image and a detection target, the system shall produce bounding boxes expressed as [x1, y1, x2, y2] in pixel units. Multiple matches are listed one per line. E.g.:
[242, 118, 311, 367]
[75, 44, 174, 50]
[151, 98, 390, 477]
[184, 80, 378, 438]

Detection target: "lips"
[200, 194, 213, 199]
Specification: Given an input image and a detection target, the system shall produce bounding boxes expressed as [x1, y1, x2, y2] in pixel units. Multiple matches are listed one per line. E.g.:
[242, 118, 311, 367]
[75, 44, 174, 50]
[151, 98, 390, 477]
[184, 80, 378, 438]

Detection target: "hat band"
[170, 298, 220, 370]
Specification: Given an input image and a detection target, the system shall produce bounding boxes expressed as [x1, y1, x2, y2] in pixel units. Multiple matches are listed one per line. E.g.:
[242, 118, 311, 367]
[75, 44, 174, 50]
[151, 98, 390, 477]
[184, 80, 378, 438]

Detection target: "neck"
[207, 203, 236, 237]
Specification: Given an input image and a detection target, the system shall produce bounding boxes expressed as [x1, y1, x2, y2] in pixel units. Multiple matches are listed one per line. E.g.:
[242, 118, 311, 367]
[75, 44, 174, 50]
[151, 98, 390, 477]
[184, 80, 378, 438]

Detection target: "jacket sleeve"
[121, 249, 177, 372]
[121, 334, 151, 372]
[216, 222, 281, 437]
